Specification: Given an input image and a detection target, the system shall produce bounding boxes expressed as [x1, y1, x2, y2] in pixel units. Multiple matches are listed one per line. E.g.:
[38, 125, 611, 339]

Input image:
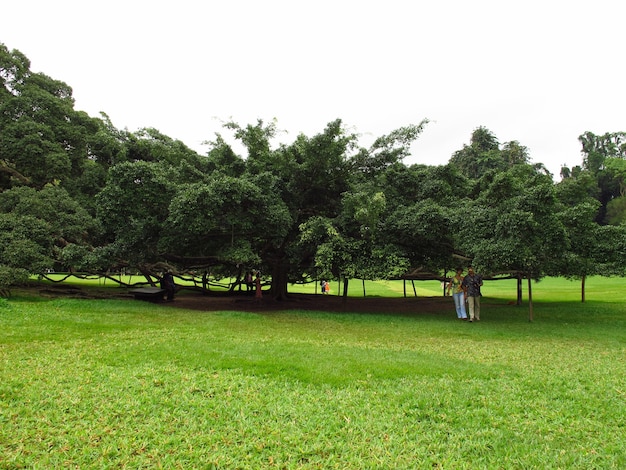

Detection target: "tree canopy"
[2, 42, 626, 303]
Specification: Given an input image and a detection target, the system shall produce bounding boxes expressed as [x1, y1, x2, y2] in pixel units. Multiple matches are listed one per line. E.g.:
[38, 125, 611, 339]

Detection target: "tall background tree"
[572, 131, 626, 223]
[0, 44, 103, 290]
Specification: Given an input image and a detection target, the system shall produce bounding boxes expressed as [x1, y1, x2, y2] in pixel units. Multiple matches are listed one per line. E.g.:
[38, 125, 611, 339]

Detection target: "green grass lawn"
[297, 276, 624, 303]
[1, 278, 626, 468]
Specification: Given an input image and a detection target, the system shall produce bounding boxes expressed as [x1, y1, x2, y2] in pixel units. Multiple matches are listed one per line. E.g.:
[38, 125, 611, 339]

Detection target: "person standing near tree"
[254, 272, 263, 301]
[245, 271, 254, 292]
[462, 266, 483, 322]
[446, 268, 467, 320]
[161, 270, 176, 302]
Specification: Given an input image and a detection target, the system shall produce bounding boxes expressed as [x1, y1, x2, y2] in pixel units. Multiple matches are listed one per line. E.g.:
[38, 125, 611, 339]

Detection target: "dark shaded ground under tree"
[28, 282, 464, 317]
[164, 291, 453, 316]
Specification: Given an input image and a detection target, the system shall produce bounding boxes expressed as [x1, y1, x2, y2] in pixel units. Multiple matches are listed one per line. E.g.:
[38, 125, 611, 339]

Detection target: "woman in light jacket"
[446, 268, 467, 320]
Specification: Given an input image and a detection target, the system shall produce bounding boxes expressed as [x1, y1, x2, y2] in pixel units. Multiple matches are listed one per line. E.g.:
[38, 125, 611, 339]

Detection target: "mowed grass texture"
[1, 280, 626, 468]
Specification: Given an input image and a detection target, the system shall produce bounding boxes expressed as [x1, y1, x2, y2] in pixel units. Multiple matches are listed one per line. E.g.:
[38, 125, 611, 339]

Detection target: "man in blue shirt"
[462, 266, 483, 322]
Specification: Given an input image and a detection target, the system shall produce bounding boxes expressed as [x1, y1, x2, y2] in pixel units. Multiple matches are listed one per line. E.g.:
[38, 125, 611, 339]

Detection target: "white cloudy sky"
[2, 0, 624, 178]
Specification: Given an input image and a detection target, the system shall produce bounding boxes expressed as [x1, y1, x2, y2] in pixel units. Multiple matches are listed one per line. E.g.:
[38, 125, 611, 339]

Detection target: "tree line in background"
[2, 43, 626, 303]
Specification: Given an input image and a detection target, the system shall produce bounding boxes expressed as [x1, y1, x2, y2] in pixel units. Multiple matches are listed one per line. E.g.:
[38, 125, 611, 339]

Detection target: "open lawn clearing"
[1, 292, 625, 468]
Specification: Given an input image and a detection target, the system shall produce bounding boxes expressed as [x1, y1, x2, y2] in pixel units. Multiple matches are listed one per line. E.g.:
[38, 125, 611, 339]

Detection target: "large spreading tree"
[1, 41, 626, 304]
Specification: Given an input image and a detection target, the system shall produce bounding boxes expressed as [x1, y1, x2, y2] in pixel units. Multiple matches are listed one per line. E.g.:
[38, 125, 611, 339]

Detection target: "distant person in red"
[320, 280, 328, 294]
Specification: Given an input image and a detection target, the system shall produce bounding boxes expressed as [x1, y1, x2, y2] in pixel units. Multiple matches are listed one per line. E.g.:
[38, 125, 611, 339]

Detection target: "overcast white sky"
[2, 0, 624, 178]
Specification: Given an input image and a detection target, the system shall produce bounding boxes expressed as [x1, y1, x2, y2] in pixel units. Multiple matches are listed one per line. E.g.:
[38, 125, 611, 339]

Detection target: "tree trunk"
[236, 265, 243, 292]
[527, 276, 534, 322]
[269, 261, 289, 301]
[362, 279, 366, 297]
[343, 277, 349, 304]
[517, 274, 523, 306]
[581, 275, 586, 303]
[139, 266, 157, 287]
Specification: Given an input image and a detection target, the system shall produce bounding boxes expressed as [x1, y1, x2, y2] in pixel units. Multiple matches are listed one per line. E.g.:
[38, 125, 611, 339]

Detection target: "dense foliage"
[1, 43, 626, 299]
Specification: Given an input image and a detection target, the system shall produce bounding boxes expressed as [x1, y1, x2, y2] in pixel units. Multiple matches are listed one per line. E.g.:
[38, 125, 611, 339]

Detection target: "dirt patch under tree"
[28, 282, 458, 317]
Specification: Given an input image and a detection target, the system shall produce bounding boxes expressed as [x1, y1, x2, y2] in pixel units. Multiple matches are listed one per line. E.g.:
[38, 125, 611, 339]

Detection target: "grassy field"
[1, 278, 626, 468]
[286, 276, 621, 304]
